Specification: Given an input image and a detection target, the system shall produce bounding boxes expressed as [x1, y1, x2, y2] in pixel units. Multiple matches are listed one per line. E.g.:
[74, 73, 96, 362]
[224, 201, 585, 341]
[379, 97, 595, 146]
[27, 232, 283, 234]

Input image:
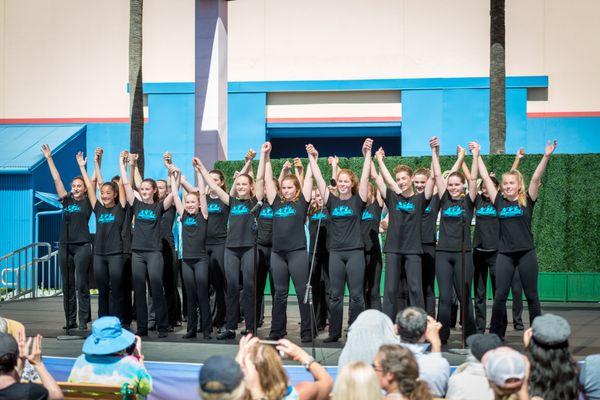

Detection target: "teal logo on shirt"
[183, 216, 198, 227]
[476, 205, 497, 217]
[274, 205, 296, 218]
[231, 204, 250, 216]
[396, 201, 415, 213]
[208, 203, 222, 213]
[443, 205, 463, 218]
[137, 209, 157, 221]
[424, 205, 431, 215]
[311, 212, 327, 221]
[65, 204, 81, 213]
[259, 207, 273, 219]
[362, 210, 374, 221]
[332, 206, 353, 217]
[499, 206, 523, 218]
[98, 213, 115, 224]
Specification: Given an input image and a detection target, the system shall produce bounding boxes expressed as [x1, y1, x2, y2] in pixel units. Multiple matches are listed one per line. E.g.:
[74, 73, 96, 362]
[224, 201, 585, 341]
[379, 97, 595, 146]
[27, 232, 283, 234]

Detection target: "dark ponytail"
[408, 380, 432, 400]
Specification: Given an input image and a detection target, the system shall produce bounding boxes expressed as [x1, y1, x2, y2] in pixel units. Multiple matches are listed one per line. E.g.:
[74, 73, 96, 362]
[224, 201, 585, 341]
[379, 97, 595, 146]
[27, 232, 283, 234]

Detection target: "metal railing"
[0, 243, 61, 302]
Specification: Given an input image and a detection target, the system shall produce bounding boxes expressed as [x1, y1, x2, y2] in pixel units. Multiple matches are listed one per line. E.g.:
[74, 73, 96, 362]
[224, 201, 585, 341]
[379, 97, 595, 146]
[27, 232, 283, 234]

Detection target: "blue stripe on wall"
[527, 116, 600, 153]
[228, 92, 267, 160]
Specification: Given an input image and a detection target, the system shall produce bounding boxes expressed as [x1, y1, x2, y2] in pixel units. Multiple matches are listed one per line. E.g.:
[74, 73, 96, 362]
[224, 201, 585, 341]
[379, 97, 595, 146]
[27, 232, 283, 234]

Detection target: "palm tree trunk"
[489, 0, 506, 154]
[129, 0, 145, 175]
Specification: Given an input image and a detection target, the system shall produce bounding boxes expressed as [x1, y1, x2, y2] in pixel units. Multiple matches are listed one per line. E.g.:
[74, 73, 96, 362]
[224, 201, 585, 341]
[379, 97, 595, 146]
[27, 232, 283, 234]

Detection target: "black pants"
[422, 244, 437, 317]
[270, 249, 312, 338]
[473, 249, 524, 333]
[59, 243, 91, 326]
[121, 254, 134, 325]
[207, 243, 227, 328]
[364, 246, 383, 311]
[224, 247, 255, 331]
[257, 245, 273, 324]
[161, 240, 182, 326]
[132, 251, 168, 332]
[436, 250, 476, 342]
[310, 252, 329, 329]
[182, 257, 211, 334]
[93, 254, 124, 321]
[383, 253, 423, 320]
[490, 249, 541, 338]
[328, 250, 365, 338]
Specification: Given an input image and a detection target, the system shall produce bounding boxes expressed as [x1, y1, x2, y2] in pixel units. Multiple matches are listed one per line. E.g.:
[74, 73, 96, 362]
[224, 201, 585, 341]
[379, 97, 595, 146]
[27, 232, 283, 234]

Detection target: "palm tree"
[489, 0, 506, 154]
[129, 0, 145, 174]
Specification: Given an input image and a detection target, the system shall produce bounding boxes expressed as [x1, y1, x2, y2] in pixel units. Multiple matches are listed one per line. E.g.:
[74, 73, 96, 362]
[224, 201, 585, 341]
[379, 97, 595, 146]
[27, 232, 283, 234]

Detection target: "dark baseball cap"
[0, 332, 18, 358]
[467, 333, 502, 361]
[199, 355, 244, 394]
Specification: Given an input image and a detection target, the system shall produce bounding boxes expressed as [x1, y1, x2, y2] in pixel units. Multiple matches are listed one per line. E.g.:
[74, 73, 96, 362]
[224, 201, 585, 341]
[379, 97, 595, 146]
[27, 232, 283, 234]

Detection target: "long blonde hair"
[248, 344, 288, 400]
[502, 170, 527, 207]
[332, 361, 382, 400]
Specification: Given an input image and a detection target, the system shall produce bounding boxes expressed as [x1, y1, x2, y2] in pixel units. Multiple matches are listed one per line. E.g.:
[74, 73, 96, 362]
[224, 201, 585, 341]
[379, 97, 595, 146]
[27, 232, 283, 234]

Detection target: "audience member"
[338, 310, 398, 369]
[394, 307, 450, 397]
[579, 354, 600, 400]
[199, 355, 248, 400]
[0, 316, 39, 382]
[235, 335, 333, 400]
[373, 344, 432, 400]
[331, 361, 382, 400]
[446, 333, 502, 400]
[0, 332, 63, 400]
[524, 314, 580, 400]
[482, 347, 530, 400]
[67, 317, 152, 398]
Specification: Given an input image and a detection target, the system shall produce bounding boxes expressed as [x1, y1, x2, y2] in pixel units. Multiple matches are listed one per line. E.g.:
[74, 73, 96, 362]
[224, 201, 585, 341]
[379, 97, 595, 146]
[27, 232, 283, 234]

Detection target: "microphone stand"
[251, 200, 263, 337]
[303, 204, 324, 361]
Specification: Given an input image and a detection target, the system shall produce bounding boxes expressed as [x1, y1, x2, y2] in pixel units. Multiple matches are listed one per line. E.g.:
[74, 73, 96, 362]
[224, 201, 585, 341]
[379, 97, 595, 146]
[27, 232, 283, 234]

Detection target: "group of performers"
[41, 135, 557, 344]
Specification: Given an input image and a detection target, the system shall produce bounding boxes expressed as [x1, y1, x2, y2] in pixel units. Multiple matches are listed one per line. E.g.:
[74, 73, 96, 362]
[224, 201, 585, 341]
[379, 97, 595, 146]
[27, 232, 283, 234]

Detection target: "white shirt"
[446, 359, 494, 400]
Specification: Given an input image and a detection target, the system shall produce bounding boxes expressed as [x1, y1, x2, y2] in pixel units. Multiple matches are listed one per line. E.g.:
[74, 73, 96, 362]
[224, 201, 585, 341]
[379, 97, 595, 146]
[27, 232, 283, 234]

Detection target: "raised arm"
[450, 145, 466, 174]
[117, 176, 127, 208]
[302, 159, 314, 202]
[358, 138, 373, 202]
[370, 161, 385, 207]
[162, 166, 175, 210]
[294, 157, 305, 186]
[373, 150, 388, 199]
[93, 147, 103, 189]
[255, 145, 267, 202]
[179, 173, 197, 194]
[512, 147, 525, 171]
[430, 137, 447, 197]
[133, 155, 143, 188]
[41, 144, 68, 199]
[263, 143, 278, 205]
[477, 154, 498, 203]
[170, 172, 184, 216]
[120, 151, 136, 206]
[328, 156, 340, 184]
[306, 144, 330, 204]
[376, 147, 402, 195]
[196, 169, 208, 220]
[529, 140, 557, 201]
[278, 160, 292, 187]
[76, 151, 97, 208]
[194, 157, 230, 205]
[467, 142, 480, 201]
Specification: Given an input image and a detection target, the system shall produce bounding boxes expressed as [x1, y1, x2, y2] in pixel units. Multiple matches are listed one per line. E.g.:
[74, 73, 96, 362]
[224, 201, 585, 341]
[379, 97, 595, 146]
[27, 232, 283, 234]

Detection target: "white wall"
[0, 0, 194, 119]
[228, 0, 600, 112]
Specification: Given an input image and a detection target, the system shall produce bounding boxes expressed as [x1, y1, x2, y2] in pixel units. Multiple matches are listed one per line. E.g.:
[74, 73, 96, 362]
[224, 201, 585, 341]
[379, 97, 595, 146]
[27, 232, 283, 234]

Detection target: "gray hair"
[395, 307, 427, 343]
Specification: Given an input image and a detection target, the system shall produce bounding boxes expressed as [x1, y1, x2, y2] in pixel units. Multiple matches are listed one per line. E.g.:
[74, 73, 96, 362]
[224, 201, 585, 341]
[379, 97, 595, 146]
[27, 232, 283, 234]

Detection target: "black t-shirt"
[0, 382, 48, 400]
[226, 196, 258, 248]
[93, 202, 125, 255]
[326, 194, 365, 251]
[361, 202, 382, 252]
[473, 194, 499, 251]
[421, 194, 440, 245]
[60, 195, 92, 244]
[308, 208, 330, 254]
[206, 196, 229, 245]
[384, 191, 429, 254]
[272, 196, 309, 252]
[436, 192, 475, 252]
[121, 204, 133, 254]
[181, 211, 207, 259]
[160, 205, 176, 246]
[257, 203, 273, 247]
[494, 194, 536, 253]
[131, 199, 165, 252]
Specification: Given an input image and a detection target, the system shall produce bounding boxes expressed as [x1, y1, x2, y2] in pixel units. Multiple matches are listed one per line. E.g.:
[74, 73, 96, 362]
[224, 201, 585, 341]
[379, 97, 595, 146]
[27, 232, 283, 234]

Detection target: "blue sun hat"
[82, 317, 135, 356]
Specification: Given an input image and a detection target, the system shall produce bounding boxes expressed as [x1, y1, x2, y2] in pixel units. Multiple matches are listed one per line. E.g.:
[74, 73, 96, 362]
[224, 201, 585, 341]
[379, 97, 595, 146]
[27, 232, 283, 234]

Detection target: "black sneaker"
[323, 336, 339, 343]
[267, 334, 281, 341]
[301, 336, 313, 343]
[62, 322, 77, 330]
[157, 331, 168, 338]
[78, 323, 88, 331]
[514, 323, 524, 331]
[182, 331, 197, 339]
[135, 329, 148, 337]
[217, 330, 236, 340]
[203, 332, 213, 340]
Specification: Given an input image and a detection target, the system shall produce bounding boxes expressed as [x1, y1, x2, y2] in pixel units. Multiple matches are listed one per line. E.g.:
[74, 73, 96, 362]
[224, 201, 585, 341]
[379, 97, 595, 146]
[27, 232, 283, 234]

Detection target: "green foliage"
[215, 154, 600, 272]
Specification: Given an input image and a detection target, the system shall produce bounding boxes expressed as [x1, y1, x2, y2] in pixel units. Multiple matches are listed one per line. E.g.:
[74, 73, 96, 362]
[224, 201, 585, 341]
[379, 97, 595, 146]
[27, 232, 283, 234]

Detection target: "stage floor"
[1, 296, 598, 366]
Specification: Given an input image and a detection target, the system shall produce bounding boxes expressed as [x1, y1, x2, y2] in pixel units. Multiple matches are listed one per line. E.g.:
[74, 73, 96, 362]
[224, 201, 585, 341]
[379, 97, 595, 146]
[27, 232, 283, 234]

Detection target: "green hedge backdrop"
[215, 154, 600, 301]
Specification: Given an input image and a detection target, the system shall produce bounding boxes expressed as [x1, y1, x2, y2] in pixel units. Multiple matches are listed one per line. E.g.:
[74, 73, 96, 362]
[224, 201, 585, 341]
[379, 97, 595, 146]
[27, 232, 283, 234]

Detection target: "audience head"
[248, 343, 288, 400]
[524, 314, 580, 400]
[395, 307, 427, 344]
[482, 347, 526, 399]
[199, 355, 246, 400]
[332, 361, 382, 400]
[0, 332, 18, 375]
[466, 333, 502, 362]
[82, 316, 136, 356]
[579, 354, 600, 400]
[374, 344, 432, 400]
